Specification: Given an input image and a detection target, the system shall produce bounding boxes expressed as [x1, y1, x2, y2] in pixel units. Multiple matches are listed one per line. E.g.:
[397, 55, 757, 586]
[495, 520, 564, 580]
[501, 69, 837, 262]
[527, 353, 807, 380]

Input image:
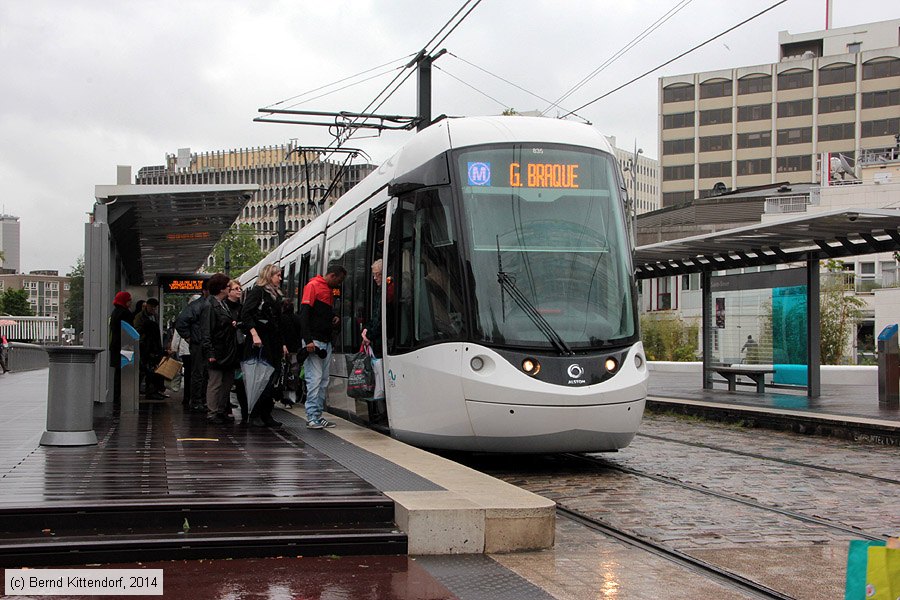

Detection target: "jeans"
[304, 340, 332, 422]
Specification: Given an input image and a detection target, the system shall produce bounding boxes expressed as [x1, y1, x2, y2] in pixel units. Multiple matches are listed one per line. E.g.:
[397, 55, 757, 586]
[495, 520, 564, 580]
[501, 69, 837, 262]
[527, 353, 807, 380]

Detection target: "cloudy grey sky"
[1, 0, 897, 274]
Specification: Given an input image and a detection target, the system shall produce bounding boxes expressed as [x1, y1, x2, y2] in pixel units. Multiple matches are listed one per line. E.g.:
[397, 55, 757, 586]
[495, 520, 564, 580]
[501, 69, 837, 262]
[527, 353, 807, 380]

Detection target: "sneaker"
[306, 419, 324, 429]
[319, 418, 336, 428]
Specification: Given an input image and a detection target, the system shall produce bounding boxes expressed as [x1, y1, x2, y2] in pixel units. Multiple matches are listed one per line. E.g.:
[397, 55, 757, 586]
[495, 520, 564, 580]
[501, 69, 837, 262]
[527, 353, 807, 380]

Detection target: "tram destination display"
[462, 146, 609, 191]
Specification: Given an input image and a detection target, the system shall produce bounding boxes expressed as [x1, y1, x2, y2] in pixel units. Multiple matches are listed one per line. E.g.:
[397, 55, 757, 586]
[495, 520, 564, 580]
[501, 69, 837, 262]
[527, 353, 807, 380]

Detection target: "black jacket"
[109, 305, 134, 368]
[280, 311, 303, 353]
[134, 310, 163, 360]
[364, 285, 383, 358]
[201, 296, 240, 369]
[241, 286, 284, 366]
[175, 296, 209, 343]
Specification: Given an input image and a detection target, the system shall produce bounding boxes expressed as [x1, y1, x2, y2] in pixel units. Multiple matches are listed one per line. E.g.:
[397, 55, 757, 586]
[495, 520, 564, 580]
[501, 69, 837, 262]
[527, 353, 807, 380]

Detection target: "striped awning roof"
[634, 208, 900, 279]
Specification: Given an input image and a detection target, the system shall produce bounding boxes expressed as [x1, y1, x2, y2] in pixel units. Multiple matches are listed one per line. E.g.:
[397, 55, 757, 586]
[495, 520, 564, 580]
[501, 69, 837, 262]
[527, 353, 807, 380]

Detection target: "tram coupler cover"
[40, 347, 103, 446]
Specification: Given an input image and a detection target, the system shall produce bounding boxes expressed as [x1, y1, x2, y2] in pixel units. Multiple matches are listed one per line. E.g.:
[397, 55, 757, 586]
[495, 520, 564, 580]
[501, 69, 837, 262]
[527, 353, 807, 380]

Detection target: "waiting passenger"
[299, 264, 346, 429]
[108, 291, 133, 404]
[175, 281, 211, 413]
[134, 297, 167, 399]
[225, 280, 248, 423]
[202, 273, 241, 424]
[241, 264, 288, 428]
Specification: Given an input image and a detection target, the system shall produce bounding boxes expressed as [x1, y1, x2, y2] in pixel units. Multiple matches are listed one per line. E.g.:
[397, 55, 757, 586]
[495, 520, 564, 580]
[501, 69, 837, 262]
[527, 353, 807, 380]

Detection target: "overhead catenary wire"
[339, 0, 484, 147]
[446, 52, 590, 122]
[433, 64, 510, 111]
[543, 0, 695, 116]
[561, 0, 791, 118]
[261, 54, 416, 111]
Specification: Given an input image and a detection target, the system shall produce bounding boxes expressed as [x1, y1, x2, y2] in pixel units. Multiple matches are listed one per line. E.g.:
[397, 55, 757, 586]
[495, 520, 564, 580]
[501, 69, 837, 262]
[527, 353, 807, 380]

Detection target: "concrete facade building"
[136, 143, 376, 254]
[658, 18, 900, 208]
[0, 270, 70, 341]
[0, 214, 21, 273]
[605, 136, 660, 214]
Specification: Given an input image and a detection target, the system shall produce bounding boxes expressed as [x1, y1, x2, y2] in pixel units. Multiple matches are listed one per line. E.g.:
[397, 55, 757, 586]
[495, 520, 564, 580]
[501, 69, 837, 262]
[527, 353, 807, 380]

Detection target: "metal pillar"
[701, 270, 713, 390]
[806, 254, 821, 398]
[84, 204, 114, 406]
[417, 54, 432, 132]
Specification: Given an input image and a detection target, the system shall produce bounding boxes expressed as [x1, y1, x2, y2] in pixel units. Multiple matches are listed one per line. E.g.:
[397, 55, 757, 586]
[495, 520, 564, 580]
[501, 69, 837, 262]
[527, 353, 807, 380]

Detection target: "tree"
[640, 314, 699, 361]
[819, 260, 865, 365]
[0, 288, 34, 316]
[65, 256, 85, 334]
[501, 108, 520, 116]
[206, 224, 265, 278]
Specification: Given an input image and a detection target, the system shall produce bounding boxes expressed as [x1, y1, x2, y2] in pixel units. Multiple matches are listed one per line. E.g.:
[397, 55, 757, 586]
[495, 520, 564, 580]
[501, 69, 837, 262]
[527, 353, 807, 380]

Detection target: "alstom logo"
[467, 162, 491, 186]
[567, 363, 586, 385]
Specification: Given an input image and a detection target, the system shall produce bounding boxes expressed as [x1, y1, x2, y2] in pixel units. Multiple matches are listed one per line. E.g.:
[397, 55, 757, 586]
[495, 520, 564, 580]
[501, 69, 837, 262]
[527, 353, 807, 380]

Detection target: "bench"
[710, 365, 775, 393]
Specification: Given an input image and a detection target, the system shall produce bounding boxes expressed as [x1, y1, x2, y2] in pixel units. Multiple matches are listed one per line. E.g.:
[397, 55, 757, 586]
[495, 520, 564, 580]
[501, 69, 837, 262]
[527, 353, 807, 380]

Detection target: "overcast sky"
[1, 0, 897, 274]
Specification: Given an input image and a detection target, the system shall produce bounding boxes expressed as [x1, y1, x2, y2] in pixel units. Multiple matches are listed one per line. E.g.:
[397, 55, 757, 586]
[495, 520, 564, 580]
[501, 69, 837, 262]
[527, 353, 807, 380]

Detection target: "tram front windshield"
[457, 144, 635, 350]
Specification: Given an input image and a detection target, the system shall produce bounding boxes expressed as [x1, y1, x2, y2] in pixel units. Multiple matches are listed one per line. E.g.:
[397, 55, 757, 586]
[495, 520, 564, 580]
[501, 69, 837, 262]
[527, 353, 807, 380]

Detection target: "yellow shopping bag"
[866, 546, 900, 600]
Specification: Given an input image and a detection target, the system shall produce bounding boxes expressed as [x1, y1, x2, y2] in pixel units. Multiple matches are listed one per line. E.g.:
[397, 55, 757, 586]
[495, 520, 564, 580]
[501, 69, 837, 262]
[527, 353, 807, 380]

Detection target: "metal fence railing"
[5, 342, 50, 372]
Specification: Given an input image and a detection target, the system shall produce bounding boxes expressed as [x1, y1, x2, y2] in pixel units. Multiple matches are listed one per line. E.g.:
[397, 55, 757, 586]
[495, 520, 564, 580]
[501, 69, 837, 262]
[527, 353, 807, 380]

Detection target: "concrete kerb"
[315, 415, 556, 555]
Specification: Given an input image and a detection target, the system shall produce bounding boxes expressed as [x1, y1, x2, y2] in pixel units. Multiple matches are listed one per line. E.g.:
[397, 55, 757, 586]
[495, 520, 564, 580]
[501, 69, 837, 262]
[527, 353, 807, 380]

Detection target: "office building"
[0, 214, 21, 273]
[136, 143, 376, 253]
[659, 18, 900, 207]
[605, 136, 660, 214]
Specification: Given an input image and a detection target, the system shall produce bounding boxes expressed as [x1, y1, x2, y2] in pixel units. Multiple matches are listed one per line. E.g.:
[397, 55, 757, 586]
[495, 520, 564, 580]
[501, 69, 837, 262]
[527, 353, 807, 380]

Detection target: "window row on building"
[663, 117, 898, 158]
[662, 58, 900, 103]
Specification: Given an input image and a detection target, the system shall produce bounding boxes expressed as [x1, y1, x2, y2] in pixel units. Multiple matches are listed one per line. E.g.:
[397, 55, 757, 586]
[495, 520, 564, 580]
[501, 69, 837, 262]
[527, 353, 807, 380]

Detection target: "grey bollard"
[40, 347, 103, 446]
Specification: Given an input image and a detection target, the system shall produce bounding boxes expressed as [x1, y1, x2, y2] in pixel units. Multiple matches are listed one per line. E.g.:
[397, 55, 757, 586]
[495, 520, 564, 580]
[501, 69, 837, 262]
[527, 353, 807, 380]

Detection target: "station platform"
[647, 367, 900, 445]
[0, 369, 553, 568]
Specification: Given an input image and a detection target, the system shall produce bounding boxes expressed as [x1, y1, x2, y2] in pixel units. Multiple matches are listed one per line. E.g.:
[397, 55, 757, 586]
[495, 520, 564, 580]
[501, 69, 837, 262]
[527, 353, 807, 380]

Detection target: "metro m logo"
[467, 162, 491, 186]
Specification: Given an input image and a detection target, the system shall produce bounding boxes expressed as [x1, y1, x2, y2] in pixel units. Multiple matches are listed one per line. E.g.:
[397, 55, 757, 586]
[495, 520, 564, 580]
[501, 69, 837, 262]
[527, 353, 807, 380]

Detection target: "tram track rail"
[566, 453, 886, 541]
[633, 432, 900, 486]
[557, 505, 794, 600]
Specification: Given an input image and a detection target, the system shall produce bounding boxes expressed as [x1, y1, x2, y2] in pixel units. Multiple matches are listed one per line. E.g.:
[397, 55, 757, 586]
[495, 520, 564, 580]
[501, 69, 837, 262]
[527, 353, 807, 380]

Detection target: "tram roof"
[634, 208, 900, 279]
[94, 183, 257, 285]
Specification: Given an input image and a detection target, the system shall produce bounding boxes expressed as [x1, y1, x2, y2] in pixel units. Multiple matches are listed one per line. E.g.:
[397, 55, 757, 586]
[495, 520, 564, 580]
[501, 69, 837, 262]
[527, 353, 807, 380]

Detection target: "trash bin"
[877, 324, 899, 408]
[40, 347, 103, 446]
[120, 321, 140, 413]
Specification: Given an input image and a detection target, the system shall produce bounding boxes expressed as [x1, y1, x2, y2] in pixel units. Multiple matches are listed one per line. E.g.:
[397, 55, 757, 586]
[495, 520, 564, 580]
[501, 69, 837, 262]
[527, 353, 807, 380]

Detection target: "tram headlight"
[521, 358, 541, 376]
[470, 356, 484, 371]
[634, 353, 644, 369]
[604, 357, 619, 373]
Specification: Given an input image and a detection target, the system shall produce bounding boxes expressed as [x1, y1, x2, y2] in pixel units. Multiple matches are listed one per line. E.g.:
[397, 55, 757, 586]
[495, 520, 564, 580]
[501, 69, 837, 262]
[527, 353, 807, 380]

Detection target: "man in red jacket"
[299, 264, 346, 429]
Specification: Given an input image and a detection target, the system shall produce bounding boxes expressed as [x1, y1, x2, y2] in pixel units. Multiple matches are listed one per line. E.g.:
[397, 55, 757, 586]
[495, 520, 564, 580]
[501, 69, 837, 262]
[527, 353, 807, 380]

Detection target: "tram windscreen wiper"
[496, 238, 573, 356]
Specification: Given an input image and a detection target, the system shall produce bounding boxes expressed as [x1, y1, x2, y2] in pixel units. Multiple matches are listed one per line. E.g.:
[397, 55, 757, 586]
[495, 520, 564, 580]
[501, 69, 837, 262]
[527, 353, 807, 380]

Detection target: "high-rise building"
[658, 18, 900, 207]
[135, 143, 376, 253]
[0, 214, 21, 273]
[605, 136, 660, 214]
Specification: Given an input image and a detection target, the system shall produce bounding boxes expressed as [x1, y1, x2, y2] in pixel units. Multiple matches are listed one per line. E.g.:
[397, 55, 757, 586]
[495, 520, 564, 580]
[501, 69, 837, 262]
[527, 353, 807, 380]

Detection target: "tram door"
[363, 206, 387, 423]
[383, 189, 470, 438]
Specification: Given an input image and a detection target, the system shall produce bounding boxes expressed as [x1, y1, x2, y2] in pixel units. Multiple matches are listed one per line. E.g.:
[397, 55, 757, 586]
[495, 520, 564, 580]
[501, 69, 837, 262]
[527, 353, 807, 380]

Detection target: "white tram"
[240, 116, 648, 452]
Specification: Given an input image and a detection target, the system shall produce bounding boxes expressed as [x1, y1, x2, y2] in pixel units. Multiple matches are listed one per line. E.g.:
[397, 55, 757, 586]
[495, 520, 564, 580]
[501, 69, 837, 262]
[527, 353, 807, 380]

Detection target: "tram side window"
[388, 188, 466, 353]
[325, 227, 355, 354]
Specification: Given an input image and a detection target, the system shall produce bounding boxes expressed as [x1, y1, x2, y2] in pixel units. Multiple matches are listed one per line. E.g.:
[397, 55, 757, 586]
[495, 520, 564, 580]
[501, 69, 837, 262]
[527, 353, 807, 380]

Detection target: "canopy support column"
[806, 254, 821, 398]
[701, 270, 713, 390]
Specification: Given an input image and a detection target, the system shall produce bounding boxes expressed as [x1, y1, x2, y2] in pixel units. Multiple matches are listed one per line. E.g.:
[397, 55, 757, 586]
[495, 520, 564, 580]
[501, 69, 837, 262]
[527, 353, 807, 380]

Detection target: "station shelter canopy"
[94, 184, 258, 285]
[632, 208, 900, 398]
[634, 208, 900, 280]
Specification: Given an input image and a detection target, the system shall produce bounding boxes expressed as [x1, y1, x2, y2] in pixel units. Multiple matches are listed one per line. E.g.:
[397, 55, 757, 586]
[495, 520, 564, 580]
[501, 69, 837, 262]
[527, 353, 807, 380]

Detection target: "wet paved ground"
[3, 368, 898, 598]
[466, 413, 900, 600]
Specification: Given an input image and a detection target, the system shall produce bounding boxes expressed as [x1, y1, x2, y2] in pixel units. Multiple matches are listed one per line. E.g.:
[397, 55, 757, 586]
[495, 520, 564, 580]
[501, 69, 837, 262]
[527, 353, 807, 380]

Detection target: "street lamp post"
[625, 143, 643, 245]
